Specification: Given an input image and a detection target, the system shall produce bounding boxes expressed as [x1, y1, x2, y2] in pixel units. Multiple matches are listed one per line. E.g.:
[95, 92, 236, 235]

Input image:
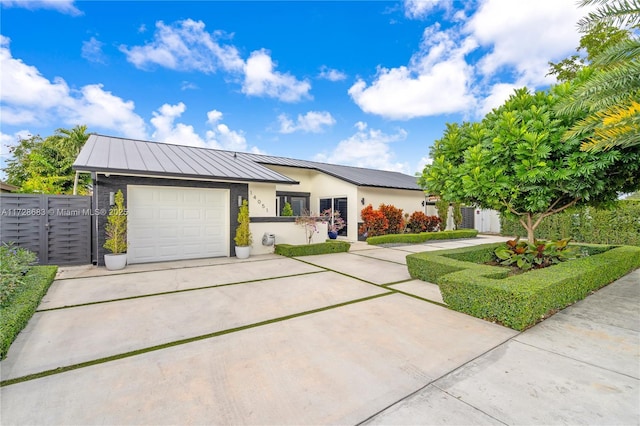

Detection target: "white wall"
[474, 209, 501, 233]
[249, 221, 328, 255]
[357, 187, 426, 221]
[248, 183, 277, 217]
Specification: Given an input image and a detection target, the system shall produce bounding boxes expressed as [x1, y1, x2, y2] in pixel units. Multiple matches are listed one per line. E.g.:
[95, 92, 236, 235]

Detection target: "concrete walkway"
[1, 235, 638, 425]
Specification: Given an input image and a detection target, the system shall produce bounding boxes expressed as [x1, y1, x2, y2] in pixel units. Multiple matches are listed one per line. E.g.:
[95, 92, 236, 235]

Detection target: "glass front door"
[320, 197, 348, 236]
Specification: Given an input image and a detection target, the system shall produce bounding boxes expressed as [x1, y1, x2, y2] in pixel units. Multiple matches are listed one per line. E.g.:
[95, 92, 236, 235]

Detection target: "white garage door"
[127, 186, 229, 264]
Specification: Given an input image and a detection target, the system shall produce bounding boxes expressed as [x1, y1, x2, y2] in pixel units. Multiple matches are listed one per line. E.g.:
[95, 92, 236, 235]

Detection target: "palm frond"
[578, 0, 640, 32]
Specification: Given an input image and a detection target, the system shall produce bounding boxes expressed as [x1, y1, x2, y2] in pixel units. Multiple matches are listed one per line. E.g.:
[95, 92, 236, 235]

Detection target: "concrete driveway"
[1, 235, 638, 425]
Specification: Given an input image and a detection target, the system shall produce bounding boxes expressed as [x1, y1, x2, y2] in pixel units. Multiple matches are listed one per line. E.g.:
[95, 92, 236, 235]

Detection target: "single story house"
[73, 134, 428, 265]
[0, 181, 18, 193]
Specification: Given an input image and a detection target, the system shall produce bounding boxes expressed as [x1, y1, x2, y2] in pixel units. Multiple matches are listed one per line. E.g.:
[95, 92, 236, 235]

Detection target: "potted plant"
[103, 189, 127, 270]
[322, 208, 345, 239]
[234, 199, 252, 259]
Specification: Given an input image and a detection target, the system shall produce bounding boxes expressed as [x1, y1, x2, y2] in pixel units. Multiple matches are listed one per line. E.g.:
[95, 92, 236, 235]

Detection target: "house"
[0, 182, 18, 193]
[73, 135, 427, 265]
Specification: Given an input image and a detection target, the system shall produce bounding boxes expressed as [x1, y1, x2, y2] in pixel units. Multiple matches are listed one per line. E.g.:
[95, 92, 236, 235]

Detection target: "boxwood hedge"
[1, 265, 57, 359]
[366, 229, 478, 245]
[406, 243, 640, 331]
[275, 240, 351, 257]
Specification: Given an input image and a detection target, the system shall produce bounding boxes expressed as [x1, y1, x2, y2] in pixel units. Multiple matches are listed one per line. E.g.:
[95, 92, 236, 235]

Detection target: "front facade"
[74, 135, 426, 265]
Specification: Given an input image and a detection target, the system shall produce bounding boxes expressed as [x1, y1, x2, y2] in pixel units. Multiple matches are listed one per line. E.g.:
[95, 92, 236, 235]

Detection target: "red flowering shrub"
[407, 211, 441, 233]
[379, 204, 404, 234]
[359, 204, 389, 237]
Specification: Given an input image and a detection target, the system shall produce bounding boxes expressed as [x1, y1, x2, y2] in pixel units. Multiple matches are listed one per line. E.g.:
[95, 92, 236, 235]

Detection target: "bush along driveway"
[406, 242, 640, 330]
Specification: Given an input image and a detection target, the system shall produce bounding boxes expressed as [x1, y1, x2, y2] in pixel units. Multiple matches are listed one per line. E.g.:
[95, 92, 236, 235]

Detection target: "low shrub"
[1, 243, 38, 306]
[406, 244, 640, 330]
[359, 204, 388, 237]
[367, 229, 478, 245]
[406, 211, 441, 233]
[275, 240, 351, 257]
[379, 204, 404, 234]
[1, 265, 57, 359]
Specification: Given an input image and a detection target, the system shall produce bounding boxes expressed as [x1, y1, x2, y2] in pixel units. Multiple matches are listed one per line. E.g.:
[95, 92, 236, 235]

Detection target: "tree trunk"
[520, 213, 536, 242]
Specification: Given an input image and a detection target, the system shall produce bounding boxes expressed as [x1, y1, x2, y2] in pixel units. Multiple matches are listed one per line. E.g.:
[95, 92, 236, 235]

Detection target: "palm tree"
[558, 0, 640, 151]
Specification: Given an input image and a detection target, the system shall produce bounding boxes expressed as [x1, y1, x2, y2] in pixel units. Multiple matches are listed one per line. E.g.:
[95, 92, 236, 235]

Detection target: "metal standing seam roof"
[240, 153, 423, 191]
[73, 135, 298, 184]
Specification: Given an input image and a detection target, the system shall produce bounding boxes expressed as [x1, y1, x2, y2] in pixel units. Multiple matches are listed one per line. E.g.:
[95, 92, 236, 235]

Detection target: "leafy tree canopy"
[420, 87, 640, 242]
[4, 125, 92, 194]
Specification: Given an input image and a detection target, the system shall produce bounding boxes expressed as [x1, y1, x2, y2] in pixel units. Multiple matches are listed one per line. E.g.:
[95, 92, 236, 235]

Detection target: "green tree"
[547, 22, 630, 83]
[4, 125, 91, 194]
[557, 0, 640, 151]
[421, 87, 640, 242]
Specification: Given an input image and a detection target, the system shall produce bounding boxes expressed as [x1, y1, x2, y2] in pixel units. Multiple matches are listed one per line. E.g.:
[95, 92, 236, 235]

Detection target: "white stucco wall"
[249, 221, 328, 255]
[268, 165, 360, 240]
[248, 183, 277, 217]
[357, 187, 426, 221]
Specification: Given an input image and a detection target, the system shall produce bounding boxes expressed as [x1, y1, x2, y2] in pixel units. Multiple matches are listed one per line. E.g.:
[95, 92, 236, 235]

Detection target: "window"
[276, 191, 310, 216]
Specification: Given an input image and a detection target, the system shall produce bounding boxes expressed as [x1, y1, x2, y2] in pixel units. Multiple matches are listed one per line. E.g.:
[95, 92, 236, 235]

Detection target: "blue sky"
[1, 0, 589, 177]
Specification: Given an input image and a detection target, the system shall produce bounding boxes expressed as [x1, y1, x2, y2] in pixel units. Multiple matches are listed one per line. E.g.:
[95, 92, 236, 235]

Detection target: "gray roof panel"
[73, 135, 298, 184]
[241, 153, 422, 191]
[73, 135, 421, 190]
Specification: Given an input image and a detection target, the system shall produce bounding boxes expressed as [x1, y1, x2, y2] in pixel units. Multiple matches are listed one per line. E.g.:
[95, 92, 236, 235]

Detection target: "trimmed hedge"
[367, 229, 478, 245]
[275, 240, 351, 257]
[501, 200, 640, 246]
[1, 265, 57, 359]
[406, 244, 640, 331]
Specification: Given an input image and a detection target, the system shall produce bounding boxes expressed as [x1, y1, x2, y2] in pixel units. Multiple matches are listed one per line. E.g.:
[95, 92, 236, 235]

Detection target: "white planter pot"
[104, 253, 127, 270]
[235, 246, 251, 259]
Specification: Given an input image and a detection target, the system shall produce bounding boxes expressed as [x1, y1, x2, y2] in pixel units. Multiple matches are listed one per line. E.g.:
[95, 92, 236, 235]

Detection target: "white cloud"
[277, 111, 335, 134]
[0, 0, 81, 15]
[465, 0, 585, 87]
[242, 49, 311, 102]
[120, 19, 244, 73]
[0, 37, 147, 138]
[150, 103, 204, 147]
[206, 123, 247, 152]
[206, 109, 223, 125]
[403, 0, 441, 19]
[318, 66, 347, 81]
[150, 103, 255, 152]
[478, 82, 520, 116]
[64, 84, 147, 139]
[122, 20, 311, 102]
[314, 122, 410, 174]
[180, 81, 198, 91]
[352, 1, 586, 119]
[81, 37, 106, 64]
[348, 24, 477, 119]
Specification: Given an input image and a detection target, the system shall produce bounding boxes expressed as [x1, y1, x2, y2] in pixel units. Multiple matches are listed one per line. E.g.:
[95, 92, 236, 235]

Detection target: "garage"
[127, 185, 229, 264]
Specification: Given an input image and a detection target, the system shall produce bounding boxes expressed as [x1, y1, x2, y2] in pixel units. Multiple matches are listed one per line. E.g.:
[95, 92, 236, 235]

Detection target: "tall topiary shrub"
[452, 202, 463, 230]
[234, 199, 252, 247]
[104, 190, 127, 254]
[435, 199, 449, 231]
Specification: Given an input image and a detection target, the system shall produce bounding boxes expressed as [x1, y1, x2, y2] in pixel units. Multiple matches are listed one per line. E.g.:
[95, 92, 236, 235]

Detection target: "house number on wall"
[249, 190, 269, 213]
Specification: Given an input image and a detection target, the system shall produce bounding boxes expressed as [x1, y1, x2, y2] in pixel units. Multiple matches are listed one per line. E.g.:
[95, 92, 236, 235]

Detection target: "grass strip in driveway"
[1, 292, 391, 387]
[1, 271, 390, 382]
[37, 270, 326, 312]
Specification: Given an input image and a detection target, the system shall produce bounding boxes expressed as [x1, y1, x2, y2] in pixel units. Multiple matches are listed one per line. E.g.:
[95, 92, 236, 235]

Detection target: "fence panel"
[0, 194, 91, 265]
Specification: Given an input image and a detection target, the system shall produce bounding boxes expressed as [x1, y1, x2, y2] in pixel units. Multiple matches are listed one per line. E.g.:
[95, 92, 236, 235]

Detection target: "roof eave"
[74, 166, 299, 185]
